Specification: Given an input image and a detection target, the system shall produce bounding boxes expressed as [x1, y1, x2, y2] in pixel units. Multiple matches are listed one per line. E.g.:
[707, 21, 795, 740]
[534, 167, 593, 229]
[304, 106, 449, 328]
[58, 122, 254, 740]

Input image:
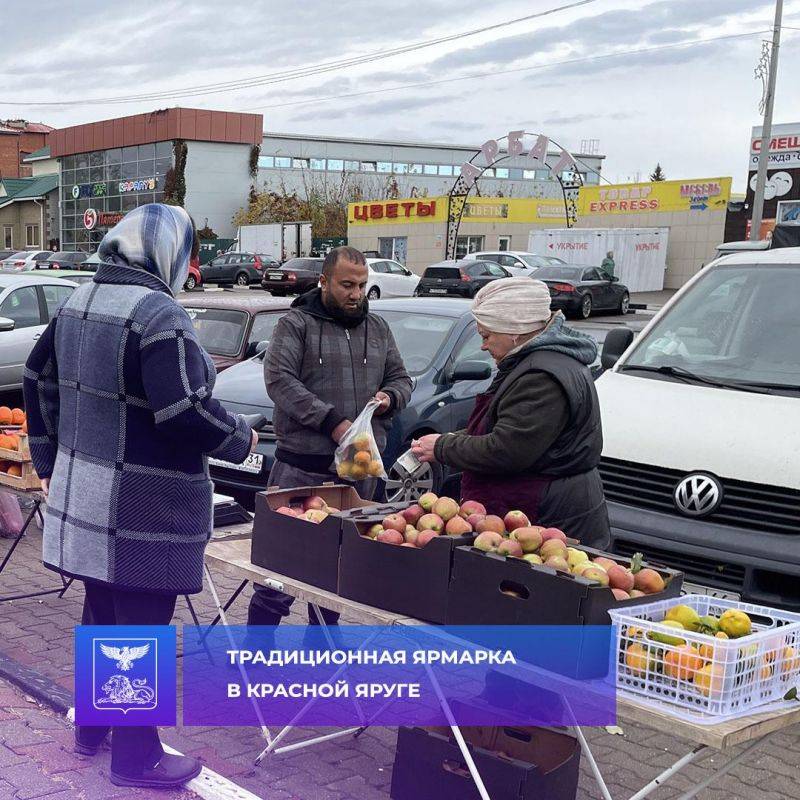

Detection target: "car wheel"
[384, 443, 443, 503]
[580, 293, 593, 319]
[367, 286, 380, 301]
[235, 272, 250, 287]
[618, 292, 630, 315]
[184, 274, 197, 290]
[270, 289, 285, 297]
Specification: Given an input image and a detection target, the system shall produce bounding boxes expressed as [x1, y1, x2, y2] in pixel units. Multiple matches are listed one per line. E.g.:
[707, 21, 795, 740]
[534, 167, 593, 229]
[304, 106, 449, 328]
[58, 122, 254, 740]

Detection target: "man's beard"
[322, 293, 367, 324]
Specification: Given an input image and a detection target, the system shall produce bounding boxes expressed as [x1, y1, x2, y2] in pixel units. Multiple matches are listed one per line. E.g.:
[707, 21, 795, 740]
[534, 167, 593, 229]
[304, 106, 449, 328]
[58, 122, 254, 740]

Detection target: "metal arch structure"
[445, 132, 584, 261]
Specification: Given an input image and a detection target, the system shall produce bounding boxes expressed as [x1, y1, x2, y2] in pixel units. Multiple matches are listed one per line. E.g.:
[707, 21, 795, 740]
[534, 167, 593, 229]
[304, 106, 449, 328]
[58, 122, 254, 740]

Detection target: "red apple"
[303, 495, 327, 512]
[400, 542, 417, 548]
[607, 565, 635, 592]
[416, 529, 440, 548]
[476, 515, 505, 535]
[504, 510, 530, 532]
[594, 557, 619, 572]
[497, 539, 523, 558]
[467, 513, 486, 529]
[376, 530, 404, 545]
[540, 527, 567, 543]
[383, 513, 407, 534]
[276, 506, 298, 517]
[459, 500, 487, 519]
[445, 516, 472, 536]
[611, 588, 631, 601]
[401, 504, 425, 526]
[417, 513, 444, 533]
[511, 527, 543, 553]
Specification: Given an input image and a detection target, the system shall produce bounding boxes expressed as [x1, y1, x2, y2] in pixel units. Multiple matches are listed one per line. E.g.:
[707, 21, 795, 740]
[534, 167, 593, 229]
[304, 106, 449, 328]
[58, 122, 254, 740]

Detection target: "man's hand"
[250, 429, 259, 453]
[373, 391, 392, 416]
[331, 419, 352, 444]
[40, 477, 50, 498]
[411, 434, 441, 463]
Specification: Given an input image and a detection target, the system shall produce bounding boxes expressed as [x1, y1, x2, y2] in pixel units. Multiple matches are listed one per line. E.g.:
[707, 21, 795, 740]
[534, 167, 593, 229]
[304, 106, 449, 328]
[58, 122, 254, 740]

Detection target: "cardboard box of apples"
[250, 484, 393, 592]
[337, 492, 480, 623]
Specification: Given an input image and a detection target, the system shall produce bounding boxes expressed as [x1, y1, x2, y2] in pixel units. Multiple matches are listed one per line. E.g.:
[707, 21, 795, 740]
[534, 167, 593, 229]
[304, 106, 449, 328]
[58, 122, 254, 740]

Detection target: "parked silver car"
[0, 251, 52, 273]
[0, 274, 77, 390]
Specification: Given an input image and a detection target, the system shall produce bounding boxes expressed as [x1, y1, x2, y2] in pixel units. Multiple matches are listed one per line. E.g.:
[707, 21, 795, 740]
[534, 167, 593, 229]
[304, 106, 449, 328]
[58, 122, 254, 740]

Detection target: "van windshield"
[621, 264, 800, 393]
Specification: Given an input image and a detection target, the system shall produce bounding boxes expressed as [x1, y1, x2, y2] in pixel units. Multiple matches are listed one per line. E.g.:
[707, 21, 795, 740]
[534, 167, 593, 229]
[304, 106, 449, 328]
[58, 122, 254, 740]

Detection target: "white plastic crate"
[608, 595, 800, 723]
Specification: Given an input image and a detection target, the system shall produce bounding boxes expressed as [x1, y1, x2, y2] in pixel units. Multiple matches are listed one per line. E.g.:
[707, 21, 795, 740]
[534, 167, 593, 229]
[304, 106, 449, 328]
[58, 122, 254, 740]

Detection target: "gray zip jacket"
[265, 289, 412, 468]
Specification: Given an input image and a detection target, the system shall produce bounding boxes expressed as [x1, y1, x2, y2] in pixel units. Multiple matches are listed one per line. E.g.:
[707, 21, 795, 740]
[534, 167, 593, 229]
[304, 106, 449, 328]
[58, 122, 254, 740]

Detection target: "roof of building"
[0, 174, 59, 206]
[0, 120, 53, 135]
[22, 146, 51, 162]
[263, 130, 606, 160]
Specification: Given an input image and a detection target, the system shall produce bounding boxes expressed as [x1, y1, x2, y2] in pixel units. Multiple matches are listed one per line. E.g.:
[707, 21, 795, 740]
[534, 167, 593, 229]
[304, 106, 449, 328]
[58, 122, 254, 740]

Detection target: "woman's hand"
[411, 434, 441, 463]
[40, 477, 50, 498]
[250, 429, 259, 453]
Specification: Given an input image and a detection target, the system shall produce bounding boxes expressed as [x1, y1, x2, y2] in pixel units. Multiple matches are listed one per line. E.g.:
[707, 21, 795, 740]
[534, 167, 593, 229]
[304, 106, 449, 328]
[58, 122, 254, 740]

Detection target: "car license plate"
[267, 273, 283, 280]
[209, 452, 264, 474]
[681, 581, 741, 601]
[429, 288, 447, 294]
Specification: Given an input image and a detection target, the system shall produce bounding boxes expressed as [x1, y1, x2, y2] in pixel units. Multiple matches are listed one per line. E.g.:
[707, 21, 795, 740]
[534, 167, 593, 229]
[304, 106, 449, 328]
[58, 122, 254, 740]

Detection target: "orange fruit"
[0, 435, 11, 450]
[353, 450, 371, 466]
[664, 645, 705, 681]
[7, 464, 21, 477]
[367, 460, 384, 477]
[0, 407, 11, 425]
[5, 435, 19, 452]
[10, 409, 24, 425]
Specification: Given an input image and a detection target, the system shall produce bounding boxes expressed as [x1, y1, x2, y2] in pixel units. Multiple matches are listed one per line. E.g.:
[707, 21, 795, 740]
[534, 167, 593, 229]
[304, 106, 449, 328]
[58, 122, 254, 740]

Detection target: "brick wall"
[0, 131, 49, 179]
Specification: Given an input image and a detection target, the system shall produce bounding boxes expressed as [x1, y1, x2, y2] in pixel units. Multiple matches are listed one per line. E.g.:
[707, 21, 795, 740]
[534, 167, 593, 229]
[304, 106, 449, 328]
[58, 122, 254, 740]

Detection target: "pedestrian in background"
[23, 204, 258, 789]
[247, 245, 411, 631]
[601, 250, 615, 277]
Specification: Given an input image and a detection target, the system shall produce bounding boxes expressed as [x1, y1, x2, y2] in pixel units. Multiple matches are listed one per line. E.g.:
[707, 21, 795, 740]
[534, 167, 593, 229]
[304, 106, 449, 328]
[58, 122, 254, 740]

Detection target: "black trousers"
[247, 460, 376, 627]
[77, 580, 177, 777]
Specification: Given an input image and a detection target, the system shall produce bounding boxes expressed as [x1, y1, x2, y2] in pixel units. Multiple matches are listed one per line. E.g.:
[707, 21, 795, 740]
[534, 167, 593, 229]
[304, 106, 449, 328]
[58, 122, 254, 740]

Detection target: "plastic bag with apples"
[334, 399, 387, 481]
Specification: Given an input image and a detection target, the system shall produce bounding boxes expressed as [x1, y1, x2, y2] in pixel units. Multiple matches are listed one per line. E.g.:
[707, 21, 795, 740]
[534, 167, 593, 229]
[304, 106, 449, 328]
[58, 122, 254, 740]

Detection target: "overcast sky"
[3, 0, 800, 191]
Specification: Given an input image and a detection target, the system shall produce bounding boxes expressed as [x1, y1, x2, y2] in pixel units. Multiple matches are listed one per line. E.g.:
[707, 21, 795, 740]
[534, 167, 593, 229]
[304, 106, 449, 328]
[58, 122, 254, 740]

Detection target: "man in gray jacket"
[248, 246, 412, 627]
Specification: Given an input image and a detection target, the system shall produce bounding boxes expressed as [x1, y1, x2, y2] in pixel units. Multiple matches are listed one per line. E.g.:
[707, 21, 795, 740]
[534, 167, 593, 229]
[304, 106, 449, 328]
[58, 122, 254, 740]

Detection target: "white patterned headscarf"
[471, 277, 553, 334]
[98, 203, 194, 295]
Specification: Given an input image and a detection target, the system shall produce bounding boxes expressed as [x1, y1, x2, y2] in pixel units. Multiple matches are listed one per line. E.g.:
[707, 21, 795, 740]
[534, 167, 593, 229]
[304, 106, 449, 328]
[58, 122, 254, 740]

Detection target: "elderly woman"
[412, 277, 609, 547]
[23, 204, 256, 789]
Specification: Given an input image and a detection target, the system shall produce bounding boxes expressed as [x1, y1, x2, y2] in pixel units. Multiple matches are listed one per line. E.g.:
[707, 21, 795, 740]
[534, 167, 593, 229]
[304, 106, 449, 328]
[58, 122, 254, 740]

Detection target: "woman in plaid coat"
[23, 203, 256, 789]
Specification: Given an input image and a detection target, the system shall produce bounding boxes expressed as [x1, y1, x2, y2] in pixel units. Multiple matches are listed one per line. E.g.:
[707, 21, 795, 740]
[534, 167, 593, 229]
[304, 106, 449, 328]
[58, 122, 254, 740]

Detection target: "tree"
[650, 163, 666, 182]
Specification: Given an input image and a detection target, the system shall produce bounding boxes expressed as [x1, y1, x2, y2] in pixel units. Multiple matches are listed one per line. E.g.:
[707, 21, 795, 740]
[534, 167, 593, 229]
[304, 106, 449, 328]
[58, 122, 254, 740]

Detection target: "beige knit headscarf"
[471, 277, 553, 334]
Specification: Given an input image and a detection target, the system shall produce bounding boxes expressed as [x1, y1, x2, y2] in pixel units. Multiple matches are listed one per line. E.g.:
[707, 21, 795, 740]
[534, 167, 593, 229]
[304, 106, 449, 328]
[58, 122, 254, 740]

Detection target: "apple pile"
[474, 525, 667, 601]
[364, 493, 485, 548]
[274, 495, 340, 524]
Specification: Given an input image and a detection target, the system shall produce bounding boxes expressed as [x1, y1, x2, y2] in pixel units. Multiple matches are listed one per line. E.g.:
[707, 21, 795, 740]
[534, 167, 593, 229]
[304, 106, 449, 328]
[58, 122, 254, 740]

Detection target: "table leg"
[202, 564, 273, 749]
[0, 500, 39, 574]
[573, 726, 616, 800]
[180, 594, 216, 664]
[675, 734, 774, 800]
[628, 745, 706, 800]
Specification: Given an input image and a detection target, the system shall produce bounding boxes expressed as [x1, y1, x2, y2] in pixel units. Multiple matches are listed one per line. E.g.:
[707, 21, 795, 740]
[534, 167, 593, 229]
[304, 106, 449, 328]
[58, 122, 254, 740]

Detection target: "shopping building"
[49, 108, 263, 251]
[258, 132, 604, 202]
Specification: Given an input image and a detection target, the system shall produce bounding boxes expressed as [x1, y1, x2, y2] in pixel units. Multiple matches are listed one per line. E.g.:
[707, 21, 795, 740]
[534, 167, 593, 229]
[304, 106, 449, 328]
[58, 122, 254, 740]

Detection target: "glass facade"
[59, 141, 172, 251]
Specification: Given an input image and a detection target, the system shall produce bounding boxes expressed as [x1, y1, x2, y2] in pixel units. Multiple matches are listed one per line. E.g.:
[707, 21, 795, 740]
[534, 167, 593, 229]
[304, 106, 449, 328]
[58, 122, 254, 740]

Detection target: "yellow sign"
[348, 196, 566, 226]
[578, 177, 731, 216]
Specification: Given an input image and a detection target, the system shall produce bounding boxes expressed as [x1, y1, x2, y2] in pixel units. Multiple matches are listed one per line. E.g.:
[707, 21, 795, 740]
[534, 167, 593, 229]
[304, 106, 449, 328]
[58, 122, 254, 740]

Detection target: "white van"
[595, 248, 800, 609]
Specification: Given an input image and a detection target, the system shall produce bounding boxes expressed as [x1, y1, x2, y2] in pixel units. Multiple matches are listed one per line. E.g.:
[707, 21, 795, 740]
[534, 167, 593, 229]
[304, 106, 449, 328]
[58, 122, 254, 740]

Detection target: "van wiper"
[619, 364, 773, 394]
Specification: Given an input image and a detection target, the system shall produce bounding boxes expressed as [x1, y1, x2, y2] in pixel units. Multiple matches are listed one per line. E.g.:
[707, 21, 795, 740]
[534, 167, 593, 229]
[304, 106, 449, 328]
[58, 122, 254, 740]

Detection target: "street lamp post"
[750, 0, 783, 241]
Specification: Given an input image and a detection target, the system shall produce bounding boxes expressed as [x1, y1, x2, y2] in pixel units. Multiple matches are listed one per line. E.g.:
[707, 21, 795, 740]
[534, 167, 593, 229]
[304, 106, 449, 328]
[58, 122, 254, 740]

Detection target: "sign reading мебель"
[578, 177, 732, 216]
[74, 626, 176, 726]
[182, 625, 616, 728]
[348, 197, 567, 225]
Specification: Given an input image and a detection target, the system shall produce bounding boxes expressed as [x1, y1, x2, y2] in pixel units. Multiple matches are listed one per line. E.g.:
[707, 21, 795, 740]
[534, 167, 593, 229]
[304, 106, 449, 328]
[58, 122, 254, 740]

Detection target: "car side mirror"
[255, 340, 269, 356]
[601, 327, 634, 370]
[0, 317, 15, 332]
[451, 360, 492, 382]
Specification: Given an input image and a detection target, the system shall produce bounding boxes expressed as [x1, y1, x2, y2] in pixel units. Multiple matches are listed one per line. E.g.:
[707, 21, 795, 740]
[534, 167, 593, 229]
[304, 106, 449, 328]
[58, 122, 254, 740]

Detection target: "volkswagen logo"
[674, 473, 723, 517]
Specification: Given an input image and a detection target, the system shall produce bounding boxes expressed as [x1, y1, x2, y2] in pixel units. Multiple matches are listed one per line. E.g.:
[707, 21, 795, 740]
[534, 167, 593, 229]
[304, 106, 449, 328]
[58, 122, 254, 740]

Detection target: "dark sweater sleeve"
[434, 372, 569, 475]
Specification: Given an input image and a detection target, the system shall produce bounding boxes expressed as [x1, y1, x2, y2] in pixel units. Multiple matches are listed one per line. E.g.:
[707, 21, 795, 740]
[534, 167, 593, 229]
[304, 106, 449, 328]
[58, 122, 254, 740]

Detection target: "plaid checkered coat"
[23, 263, 252, 594]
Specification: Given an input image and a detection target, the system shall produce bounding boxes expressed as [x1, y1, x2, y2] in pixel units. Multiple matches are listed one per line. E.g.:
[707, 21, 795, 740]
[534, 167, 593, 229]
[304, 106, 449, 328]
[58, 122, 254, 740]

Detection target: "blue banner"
[182, 625, 617, 727]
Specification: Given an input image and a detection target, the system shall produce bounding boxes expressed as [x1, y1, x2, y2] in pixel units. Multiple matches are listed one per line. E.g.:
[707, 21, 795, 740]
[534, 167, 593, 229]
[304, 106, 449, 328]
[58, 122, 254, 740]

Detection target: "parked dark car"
[535, 264, 630, 319]
[415, 259, 510, 299]
[178, 292, 291, 372]
[44, 251, 87, 270]
[261, 257, 324, 296]
[206, 298, 497, 504]
[200, 252, 276, 287]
